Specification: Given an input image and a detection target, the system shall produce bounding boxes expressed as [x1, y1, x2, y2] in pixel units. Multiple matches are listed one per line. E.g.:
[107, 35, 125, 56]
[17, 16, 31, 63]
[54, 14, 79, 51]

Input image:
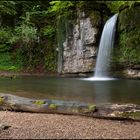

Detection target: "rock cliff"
[58, 4, 109, 74]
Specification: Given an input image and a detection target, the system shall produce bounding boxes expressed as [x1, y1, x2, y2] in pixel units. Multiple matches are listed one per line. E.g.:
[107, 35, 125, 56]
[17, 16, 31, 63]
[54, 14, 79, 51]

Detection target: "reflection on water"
[94, 82, 111, 104]
[0, 76, 140, 104]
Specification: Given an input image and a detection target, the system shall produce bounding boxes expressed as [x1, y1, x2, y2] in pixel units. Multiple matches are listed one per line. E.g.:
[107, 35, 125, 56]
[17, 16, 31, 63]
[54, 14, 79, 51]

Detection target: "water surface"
[0, 76, 139, 105]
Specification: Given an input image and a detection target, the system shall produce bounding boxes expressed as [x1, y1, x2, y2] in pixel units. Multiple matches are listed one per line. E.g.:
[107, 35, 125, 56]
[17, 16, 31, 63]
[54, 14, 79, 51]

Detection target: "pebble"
[0, 111, 140, 139]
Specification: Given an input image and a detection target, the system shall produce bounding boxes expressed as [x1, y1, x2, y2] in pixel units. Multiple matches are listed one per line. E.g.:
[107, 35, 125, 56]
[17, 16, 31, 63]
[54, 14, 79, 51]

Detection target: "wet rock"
[62, 14, 97, 74]
[123, 69, 140, 78]
[57, 8, 104, 74]
[94, 104, 140, 120]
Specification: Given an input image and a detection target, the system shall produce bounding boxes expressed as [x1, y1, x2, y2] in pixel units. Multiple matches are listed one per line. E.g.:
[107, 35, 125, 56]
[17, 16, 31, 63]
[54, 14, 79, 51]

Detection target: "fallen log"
[0, 93, 96, 116]
[0, 93, 140, 121]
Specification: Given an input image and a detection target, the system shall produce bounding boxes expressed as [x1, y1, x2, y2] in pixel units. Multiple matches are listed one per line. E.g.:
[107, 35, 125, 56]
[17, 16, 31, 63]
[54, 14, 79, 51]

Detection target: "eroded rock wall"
[58, 6, 109, 74]
[117, 2, 140, 78]
[63, 13, 98, 73]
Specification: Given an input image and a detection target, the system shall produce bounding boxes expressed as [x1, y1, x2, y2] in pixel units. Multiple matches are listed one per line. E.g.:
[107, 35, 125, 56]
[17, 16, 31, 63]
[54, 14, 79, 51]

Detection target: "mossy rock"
[117, 5, 140, 67]
[119, 2, 140, 12]
[119, 2, 129, 12]
[118, 6, 140, 32]
[119, 28, 140, 49]
[116, 111, 140, 120]
[117, 28, 140, 66]
[94, 104, 140, 120]
[89, 11, 101, 27]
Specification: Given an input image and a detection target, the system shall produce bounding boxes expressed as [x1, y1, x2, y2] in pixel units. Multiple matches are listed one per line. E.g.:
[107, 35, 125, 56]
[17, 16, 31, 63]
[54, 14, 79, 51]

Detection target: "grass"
[0, 52, 22, 72]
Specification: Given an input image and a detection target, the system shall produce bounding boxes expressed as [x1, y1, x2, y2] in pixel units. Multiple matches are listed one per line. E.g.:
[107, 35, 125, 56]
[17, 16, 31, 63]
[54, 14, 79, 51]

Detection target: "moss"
[117, 28, 140, 66]
[49, 104, 57, 109]
[89, 11, 101, 27]
[119, 6, 140, 32]
[117, 5, 140, 67]
[33, 100, 46, 105]
[119, 28, 140, 47]
[80, 104, 96, 113]
[117, 111, 140, 119]
[88, 104, 96, 111]
[0, 97, 4, 105]
[44, 46, 57, 72]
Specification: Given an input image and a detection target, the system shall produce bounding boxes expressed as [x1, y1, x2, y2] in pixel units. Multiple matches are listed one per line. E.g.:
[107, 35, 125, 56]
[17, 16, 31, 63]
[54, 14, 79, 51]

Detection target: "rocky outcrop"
[123, 69, 140, 79]
[117, 2, 140, 78]
[94, 103, 140, 120]
[58, 5, 110, 74]
[62, 14, 97, 73]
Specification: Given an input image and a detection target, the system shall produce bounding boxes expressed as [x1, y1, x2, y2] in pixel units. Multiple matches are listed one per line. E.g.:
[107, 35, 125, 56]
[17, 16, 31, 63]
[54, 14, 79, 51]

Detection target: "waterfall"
[84, 14, 118, 81]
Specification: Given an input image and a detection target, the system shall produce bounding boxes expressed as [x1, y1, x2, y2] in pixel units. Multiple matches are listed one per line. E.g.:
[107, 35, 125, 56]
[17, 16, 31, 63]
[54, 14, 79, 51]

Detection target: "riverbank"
[0, 70, 140, 79]
[0, 71, 88, 78]
[0, 71, 58, 77]
[0, 111, 140, 139]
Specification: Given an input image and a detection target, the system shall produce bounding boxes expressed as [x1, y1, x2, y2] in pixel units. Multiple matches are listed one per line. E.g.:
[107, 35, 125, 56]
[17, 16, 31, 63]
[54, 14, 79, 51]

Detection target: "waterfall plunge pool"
[0, 76, 140, 105]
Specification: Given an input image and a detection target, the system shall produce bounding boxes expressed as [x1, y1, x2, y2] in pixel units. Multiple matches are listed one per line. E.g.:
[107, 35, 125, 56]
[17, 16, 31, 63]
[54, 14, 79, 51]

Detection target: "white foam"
[82, 77, 116, 81]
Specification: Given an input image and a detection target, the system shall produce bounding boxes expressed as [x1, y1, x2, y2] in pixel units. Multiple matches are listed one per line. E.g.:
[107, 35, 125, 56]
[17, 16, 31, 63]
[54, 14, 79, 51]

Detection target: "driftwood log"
[0, 93, 96, 115]
[0, 93, 140, 121]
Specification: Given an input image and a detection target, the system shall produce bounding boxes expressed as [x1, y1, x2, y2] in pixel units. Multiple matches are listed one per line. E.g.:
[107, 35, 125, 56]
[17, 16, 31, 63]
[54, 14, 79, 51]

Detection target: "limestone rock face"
[62, 15, 97, 73]
[58, 10, 105, 74]
[57, 2, 110, 74]
[123, 69, 140, 79]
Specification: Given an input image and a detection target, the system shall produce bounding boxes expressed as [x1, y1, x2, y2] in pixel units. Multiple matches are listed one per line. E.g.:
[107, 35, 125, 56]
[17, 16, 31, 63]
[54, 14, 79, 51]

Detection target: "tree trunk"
[0, 93, 140, 121]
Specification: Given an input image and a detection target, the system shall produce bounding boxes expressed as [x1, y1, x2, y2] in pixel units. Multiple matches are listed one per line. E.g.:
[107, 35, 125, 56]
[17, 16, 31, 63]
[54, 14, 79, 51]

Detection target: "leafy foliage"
[106, 1, 140, 13]
[105, 1, 124, 13]
[0, 1, 139, 73]
[15, 23, 37, 44]
[0, 1, 16, 15]
[48, 1, 74, 15]
[41, 25, 55, 38]
[0, 27, 13, 52]
[0, 52, 21, 71]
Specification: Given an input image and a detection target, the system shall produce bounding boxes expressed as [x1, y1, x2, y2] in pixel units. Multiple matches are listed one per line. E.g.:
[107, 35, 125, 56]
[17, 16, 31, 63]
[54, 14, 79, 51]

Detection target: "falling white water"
[84, 14, 118, 81]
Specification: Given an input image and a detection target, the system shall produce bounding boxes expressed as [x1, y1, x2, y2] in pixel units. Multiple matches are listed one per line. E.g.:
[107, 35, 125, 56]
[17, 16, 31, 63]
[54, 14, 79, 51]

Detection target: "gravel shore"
[0, 111, 140, 139]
